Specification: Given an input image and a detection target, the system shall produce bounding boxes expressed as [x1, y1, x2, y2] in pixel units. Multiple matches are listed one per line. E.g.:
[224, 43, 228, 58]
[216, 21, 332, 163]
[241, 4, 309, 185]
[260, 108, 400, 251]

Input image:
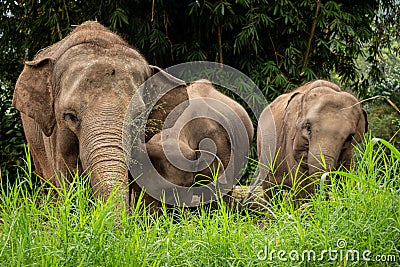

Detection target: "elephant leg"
[262, 174, 276, 201]
[294, 182, 313, 200]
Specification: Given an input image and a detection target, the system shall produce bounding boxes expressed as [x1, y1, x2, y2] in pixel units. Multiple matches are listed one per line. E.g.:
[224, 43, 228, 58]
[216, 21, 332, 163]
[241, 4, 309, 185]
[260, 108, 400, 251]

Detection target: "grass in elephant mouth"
[0, 136, 399, 266]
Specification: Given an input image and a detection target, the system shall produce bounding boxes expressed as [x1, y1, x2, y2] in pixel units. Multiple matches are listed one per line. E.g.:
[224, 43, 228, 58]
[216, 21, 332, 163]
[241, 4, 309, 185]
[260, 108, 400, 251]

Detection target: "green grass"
[0, 137, 399, 266]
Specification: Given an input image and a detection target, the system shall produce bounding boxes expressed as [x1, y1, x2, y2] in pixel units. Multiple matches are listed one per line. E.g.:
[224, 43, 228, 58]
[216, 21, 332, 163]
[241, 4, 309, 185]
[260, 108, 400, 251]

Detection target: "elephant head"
[13, 21, 188, 209]
[258, 80, 367, 200]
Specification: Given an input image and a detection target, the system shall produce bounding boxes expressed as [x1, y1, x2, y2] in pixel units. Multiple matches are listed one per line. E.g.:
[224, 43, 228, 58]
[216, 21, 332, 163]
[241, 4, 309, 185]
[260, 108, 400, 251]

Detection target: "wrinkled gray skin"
[12, 21, 188, 209]
[257, 80, 368, 200]
[145, 80, 254, 209]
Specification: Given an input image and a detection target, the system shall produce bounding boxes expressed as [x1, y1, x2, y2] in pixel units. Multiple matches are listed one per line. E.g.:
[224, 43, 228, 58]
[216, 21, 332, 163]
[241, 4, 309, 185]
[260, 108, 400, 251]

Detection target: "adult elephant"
[257, 80, 367, 201]
[13, 21, 188, 209]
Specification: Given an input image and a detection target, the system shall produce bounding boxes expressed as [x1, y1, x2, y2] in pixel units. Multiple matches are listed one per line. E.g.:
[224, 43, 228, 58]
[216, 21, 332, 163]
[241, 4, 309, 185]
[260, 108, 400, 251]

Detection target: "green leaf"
[372, 138, 400, 159]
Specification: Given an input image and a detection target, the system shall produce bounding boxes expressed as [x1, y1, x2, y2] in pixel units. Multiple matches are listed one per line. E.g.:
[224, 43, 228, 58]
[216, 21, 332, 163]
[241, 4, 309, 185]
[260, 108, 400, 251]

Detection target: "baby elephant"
[257, 80, 367, 201]
[144, 80, 254, 209]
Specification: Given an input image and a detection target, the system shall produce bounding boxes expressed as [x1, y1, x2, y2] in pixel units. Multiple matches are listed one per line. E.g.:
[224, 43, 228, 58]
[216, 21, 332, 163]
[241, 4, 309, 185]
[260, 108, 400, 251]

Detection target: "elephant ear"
[354, 108, 368, 143]
[13, 58, 56, 136]
[147, 65, 187, 94]
[145, 67, 189, 141]
[256, 106, 277, 176]
[282, 91, 304, 141]
[285, 91, 302, 109]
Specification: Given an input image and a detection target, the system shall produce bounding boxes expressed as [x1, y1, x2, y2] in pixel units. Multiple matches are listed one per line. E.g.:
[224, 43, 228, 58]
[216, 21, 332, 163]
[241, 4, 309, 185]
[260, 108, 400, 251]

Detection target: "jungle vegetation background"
[1, 0, 399, 181]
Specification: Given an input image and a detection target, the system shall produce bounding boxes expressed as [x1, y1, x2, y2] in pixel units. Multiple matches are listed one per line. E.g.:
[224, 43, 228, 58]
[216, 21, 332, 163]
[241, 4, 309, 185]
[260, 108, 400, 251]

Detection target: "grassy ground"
[0, 137, 399, 266]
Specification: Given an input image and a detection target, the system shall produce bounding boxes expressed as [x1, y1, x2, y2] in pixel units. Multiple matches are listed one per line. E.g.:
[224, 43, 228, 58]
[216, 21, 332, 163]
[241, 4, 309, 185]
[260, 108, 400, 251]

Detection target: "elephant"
[142, 80, 254, 209]
[257, 80, 367, 201]
[12, 21, 189, 209]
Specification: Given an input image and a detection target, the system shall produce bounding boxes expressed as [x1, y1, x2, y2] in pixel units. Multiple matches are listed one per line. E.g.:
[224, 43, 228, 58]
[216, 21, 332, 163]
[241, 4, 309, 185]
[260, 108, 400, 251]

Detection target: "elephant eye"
[304, 122, 312, 135]
[63, 112, 79, 125]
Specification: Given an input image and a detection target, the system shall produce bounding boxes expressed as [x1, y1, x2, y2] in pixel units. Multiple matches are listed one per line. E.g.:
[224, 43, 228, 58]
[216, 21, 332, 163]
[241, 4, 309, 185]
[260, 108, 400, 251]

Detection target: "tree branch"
[218, 23, 223, 64]
[303, 0, 321, 69]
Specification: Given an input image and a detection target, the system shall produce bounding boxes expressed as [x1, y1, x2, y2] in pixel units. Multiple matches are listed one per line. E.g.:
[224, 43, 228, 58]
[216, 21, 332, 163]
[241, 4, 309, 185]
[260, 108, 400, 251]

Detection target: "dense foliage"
[0, 81, 24, 180]
[2, 1, 399, 92]
[1, 1, 399, 180]
[365, 50, 400, 148]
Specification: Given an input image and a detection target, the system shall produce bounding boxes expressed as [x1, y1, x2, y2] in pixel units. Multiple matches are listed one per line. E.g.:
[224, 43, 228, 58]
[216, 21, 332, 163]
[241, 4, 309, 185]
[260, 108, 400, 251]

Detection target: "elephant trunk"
[80, 111, 129, 208]
[307, 144, 339, 176]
